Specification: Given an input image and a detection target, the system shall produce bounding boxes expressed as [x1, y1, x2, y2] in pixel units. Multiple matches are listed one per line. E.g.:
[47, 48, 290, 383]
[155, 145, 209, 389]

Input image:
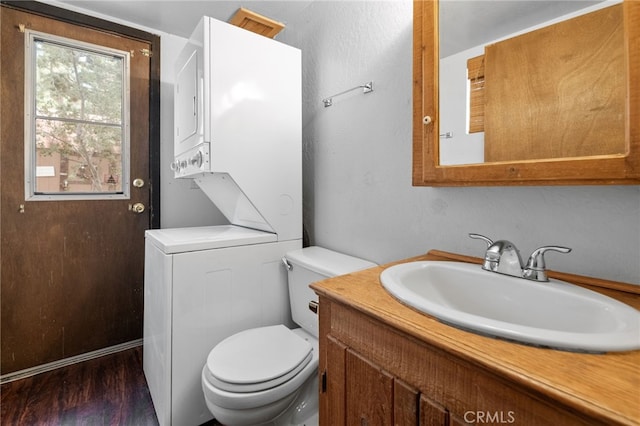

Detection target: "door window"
[24, 30, 130, 200]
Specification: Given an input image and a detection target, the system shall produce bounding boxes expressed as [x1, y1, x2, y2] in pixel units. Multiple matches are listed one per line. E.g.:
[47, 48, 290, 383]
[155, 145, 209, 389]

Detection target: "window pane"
[35, 119, 122, 193]
[35, 39, 123, 124]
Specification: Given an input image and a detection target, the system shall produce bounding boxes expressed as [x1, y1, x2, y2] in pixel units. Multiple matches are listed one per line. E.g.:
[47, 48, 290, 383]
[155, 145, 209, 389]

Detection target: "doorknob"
[130, 203, 145, 214]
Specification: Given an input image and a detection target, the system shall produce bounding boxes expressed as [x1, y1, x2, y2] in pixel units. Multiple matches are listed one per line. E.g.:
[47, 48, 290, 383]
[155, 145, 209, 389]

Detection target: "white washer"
[143, 225, 301, 426]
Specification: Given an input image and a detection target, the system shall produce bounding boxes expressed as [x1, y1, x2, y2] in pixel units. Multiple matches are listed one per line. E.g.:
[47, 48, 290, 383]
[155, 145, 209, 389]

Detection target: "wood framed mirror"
[413, 0, 640, 186]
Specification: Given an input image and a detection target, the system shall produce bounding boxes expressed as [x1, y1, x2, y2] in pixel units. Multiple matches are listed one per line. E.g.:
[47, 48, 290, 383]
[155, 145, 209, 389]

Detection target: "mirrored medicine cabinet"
[412, 0, 640, 186]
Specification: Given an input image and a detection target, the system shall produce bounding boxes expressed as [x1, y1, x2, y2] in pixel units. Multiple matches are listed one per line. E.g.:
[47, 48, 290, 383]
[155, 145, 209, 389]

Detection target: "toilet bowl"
[202, 327, 318, 425]
[201, 246, 376, 426]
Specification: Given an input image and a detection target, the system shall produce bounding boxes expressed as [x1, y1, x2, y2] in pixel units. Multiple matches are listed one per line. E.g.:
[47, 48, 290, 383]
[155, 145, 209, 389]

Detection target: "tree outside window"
[31, 36, 126, 194]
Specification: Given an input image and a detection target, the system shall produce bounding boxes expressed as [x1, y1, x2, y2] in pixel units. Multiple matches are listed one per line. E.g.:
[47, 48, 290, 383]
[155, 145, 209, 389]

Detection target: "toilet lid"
[206, 325, 313, 393]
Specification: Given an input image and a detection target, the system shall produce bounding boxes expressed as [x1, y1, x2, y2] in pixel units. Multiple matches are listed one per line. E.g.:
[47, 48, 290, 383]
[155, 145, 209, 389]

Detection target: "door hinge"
[140, 48, 153, 57]
[321, 370, 327, 393]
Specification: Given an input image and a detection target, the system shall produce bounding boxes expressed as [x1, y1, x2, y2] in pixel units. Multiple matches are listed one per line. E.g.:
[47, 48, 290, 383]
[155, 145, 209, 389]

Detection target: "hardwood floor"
[0, 346, 159, 425]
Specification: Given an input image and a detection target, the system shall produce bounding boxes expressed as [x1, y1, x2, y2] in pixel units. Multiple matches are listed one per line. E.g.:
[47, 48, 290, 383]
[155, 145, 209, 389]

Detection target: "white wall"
[278, 0, 640, 284]
[439, 46, 485, 165]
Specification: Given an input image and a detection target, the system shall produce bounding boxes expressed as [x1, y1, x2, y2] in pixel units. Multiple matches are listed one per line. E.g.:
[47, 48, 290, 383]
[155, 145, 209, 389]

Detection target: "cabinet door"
[395, 379, 419, 426]
[346, 349, 394, 425]
[448, 413, 472, 426]
[325, 338, 421, 426]
[326, 336, 347, 426]
[419, 395, 449, 426]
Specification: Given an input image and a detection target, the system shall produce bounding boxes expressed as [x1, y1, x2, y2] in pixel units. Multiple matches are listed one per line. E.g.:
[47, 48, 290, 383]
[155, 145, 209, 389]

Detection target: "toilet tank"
[284, 247, 376, 338]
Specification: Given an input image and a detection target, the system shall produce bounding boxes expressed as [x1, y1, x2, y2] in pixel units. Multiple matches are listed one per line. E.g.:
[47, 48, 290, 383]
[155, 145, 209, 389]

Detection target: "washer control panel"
[171, 143, 210, 178]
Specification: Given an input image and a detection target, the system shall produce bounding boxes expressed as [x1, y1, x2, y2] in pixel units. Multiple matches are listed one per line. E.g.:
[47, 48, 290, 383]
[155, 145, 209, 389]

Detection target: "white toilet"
[201, 246, 376, 426]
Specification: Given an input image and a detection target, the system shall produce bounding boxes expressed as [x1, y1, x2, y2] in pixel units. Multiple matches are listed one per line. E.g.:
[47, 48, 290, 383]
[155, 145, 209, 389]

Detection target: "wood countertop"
[311, 250, 640, 425]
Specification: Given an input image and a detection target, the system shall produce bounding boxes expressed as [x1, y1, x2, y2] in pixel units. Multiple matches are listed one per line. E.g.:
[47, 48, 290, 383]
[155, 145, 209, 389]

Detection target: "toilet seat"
[206, 325, 312, 393]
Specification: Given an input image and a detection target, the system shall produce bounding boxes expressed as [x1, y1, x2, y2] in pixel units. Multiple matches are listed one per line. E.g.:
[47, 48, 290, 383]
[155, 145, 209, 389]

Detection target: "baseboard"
[0, 339, 143, 384]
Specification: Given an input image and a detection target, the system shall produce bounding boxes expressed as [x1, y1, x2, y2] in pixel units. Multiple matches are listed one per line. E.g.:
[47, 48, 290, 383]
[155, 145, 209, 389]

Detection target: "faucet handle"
[468, 233, 493, 248]
[469, 234, 499, 272]
[523, 246, 572, 282]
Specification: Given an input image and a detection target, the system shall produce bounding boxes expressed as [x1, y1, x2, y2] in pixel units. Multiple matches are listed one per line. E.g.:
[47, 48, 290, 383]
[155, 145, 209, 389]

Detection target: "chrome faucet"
[469, 233, 571, 282]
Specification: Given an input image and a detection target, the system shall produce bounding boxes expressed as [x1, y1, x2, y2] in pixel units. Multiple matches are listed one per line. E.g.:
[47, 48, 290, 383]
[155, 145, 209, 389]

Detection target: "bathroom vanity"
[311, 251, 640, 425]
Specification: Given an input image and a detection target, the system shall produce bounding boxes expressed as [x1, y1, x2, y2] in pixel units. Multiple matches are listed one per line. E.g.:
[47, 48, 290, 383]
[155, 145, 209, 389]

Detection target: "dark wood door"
[1, 5, 153, 375]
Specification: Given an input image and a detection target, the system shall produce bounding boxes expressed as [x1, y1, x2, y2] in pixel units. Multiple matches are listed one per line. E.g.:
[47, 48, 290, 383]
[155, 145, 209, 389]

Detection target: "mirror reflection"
[438, 0, 624, 166]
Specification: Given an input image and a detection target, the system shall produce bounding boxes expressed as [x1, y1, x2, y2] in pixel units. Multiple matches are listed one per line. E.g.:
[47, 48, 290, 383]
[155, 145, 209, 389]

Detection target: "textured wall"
[279, 0, 640, 284]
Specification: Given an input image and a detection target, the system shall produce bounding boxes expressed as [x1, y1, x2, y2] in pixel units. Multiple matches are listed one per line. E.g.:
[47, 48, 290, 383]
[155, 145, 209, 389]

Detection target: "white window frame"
[24, 30, 131, 201]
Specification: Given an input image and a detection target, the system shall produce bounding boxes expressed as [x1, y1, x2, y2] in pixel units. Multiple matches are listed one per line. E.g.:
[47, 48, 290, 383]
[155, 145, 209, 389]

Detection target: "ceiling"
[55, 0, 607, 56]
[55, 0, 314, 39]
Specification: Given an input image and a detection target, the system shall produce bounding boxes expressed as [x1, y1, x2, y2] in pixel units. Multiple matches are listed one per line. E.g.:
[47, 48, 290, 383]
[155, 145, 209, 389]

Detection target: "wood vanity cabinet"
[319, 298, 594, 426]
[312, 251, 640, 426]
[324, 333, 462, 426]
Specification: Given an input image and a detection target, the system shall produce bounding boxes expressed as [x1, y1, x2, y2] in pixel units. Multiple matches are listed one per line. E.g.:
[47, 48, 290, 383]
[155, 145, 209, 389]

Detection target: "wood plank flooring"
[0, 346, 159, 425]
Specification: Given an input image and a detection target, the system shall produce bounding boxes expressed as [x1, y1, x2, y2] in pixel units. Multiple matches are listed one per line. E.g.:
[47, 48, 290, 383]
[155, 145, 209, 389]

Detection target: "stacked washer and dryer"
[143, 15, 377, 426]
[143, 16, 302, 426]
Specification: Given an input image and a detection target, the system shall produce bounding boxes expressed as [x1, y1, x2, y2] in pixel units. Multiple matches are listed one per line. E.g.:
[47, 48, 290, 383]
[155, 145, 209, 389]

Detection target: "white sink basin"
[380, 261, 640, 353]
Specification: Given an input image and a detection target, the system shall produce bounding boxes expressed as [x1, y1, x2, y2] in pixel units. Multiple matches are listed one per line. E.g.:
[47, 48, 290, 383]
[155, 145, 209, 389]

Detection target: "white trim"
[27, 192, 129, 201]
[0, 339, 142, 384]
